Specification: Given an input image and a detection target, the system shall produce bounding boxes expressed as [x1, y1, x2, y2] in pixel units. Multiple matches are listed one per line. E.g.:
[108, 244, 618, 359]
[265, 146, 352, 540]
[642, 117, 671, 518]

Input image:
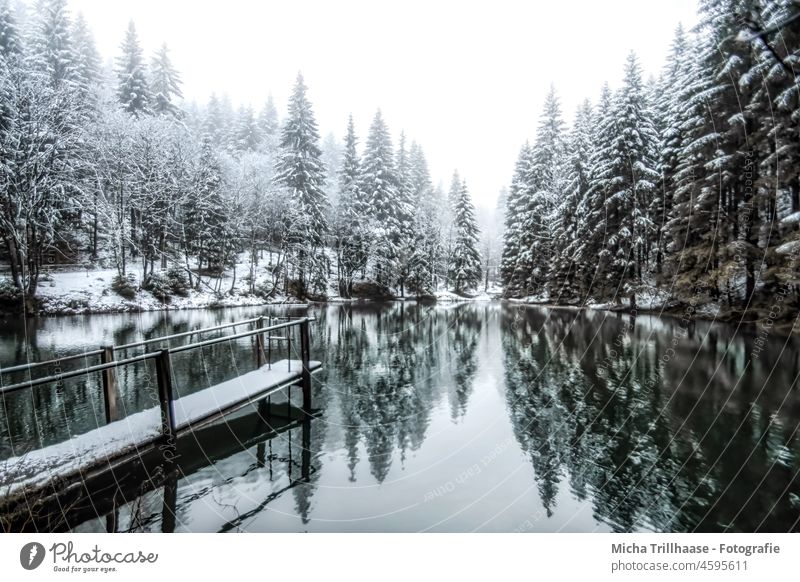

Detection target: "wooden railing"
[0, 316, 314, 450]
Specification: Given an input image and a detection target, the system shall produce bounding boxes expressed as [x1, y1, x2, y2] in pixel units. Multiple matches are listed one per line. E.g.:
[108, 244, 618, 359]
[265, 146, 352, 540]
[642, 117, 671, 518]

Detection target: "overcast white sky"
[69, 0, 699, 208]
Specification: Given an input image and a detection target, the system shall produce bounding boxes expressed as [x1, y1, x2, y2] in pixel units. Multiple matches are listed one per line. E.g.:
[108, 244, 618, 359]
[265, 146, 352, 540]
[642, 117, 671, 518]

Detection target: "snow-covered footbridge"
[0, 316, 321, 527]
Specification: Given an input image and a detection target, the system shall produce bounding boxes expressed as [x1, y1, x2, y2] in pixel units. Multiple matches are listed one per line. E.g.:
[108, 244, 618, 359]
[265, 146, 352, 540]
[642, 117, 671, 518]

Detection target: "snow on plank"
[0, 359, 320, 497]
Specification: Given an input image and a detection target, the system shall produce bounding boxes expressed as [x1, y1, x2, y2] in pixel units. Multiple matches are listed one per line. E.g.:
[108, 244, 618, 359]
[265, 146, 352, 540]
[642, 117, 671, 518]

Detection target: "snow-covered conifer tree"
[116, 21, 151, 116]
[449, 176, 482, 293]
[274, 73, 329, 295]
[150, 43, 183, 117]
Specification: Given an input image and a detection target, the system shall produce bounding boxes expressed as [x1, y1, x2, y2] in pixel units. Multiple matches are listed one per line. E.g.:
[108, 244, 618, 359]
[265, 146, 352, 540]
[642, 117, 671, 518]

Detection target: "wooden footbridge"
[0, 315, 322, 529]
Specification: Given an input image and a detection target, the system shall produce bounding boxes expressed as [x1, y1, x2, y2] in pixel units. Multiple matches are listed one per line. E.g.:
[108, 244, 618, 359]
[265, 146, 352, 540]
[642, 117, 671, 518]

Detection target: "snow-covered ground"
[435, 290, 493, 303]
[5, 250, 509, 315]
[30, 263, 298, 315]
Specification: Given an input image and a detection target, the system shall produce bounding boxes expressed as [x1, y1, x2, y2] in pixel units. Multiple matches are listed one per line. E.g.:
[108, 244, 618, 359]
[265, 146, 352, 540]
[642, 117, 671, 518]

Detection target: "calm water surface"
[1, 302, 799, 532]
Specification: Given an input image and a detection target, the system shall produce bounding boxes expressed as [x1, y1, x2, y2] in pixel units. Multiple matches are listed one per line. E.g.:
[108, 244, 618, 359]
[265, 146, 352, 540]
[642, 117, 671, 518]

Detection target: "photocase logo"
[20, 542, 46, 570]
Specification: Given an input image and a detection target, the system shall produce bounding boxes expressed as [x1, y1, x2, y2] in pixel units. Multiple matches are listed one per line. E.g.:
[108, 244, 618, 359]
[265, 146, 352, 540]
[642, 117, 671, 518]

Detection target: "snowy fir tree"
[0, 0, 20, 58]
[274, 73, 329, 295]
[595, 52, 659, 308]
[500, 143, 534, 296]
[184, 136, 234, 279]
[28, 0, 76, 86]
[70, 12, 101, 103]
[258, 94, 280, 140]
[116, 21, 150, 116]
[406, 142, 441, 294]
[548, 100, 593, 301]
[150, 43, 183, 117]
[0, 0, 798, 315]
[359, 109, 403, 288]
[448, 176, 482, 293]
[516, 86, 567, 297]
[333, 115, 370, 297]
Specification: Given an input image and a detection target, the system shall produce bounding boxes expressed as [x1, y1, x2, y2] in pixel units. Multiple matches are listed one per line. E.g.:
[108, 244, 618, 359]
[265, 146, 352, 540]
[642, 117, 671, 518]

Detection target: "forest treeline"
[501, 0, 799, 316]
[0, 0, 483, 312]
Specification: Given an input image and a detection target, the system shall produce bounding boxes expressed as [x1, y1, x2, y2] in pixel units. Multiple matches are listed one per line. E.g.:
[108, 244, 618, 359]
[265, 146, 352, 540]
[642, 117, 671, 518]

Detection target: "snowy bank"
[17, 268, 306, 316]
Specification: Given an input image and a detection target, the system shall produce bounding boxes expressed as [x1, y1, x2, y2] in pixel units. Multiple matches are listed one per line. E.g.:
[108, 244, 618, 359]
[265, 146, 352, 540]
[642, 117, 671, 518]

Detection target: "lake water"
[1, 302, 799, 532]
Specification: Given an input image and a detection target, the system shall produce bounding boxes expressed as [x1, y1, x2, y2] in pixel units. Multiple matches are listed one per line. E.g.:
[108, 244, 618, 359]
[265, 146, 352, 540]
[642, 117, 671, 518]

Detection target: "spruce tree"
[601, 53, 660, 307]
[116, 21, 151, 116]
[518, 86, 567, 296]
[232, 105, 259, 152]
[577, 83, 618, 300]
[0, 0, 20, 58]
[258, 94, 279, 143]
[360, 109, 401, 288]
[274, 73, 329, 294]
[150, 42, 183, 117]
[29, 0, 76, 86]
[70, 12, 101, 109]
[393, 132, 416, 295]
[652, 24, 690, 280]
[407, 142, 440, 294]
[449, 176, 482, 293]
[184, 136, 233, 277]
[500, 143, 534, 297]
[334, 115, 370, 296]
[549, 100, 594, 302]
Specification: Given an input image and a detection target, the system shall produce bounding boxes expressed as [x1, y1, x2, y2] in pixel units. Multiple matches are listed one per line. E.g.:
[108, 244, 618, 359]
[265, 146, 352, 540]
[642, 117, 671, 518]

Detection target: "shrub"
[351, 281, 393, 300]
[111, 273, 138, 300]
[166, 265, 190, 297]
[142, 271, 171, 302]
[0, 278, 21, 305]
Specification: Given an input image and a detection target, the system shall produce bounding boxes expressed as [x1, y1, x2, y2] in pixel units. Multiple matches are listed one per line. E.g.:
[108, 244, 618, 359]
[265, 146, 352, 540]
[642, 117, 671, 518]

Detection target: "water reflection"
[501, 306, 800, 531]
[0, 302, 798, 532]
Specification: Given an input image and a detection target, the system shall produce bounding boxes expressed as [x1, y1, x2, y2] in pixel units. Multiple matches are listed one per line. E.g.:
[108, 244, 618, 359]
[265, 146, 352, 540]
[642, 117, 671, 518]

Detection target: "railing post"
[287, 321, 292, 372]
[267, 317, 272, 370]
[300, 318, 311, 415]
[156, 349, 177, 451]
[101, 346, 120, 423]
[255, 316, 265, 368]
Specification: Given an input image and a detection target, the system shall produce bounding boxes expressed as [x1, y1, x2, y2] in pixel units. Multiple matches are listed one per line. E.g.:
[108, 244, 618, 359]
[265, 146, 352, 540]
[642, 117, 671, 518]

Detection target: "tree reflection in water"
[1, 302, 798, 532]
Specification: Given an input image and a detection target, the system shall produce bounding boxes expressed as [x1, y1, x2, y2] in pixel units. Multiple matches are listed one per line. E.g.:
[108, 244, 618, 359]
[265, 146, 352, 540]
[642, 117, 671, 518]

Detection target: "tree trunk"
[92, 192, 99, 260]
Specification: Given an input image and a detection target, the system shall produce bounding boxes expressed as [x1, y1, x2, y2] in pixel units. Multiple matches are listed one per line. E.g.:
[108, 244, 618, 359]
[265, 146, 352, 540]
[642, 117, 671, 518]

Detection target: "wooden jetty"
[2, 399, 313, 532]
[0, 315, 321, 528]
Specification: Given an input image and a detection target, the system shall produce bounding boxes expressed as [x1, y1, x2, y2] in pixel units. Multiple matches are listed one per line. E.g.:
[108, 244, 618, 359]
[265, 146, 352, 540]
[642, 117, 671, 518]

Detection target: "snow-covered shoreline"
[1, 267, 507, 317]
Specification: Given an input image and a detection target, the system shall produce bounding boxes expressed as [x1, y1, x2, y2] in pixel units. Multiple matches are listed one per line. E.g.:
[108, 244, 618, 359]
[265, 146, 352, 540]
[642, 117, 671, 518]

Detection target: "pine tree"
[116, 21, 150, 116]
[393, 132, 416, 295]
[150, 42, 183, 117]
[449, 176, 482, 293]
[29, 0, 76, 86]
[549, 100, 594, 302]
[274, 73, 328, 294]
[258, 94, 279, 141]
[334, 115, 370, 296]
[406, 142, 440, 294]
[652, 24, 690, 280]
[0, 0, 20, 58]
[576, 83, 617, 299]
[184, 137, 234, 278]
[501, 143, 534, 296]
[204, 93, 227, 146]
[360, 109, 402, 288]
[738, 0, 800, 296]
[232, 106, 259, 152]
[664, 0, 759, 306]
[518, 86, 567, 297]
[599, 53, 660, 307]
